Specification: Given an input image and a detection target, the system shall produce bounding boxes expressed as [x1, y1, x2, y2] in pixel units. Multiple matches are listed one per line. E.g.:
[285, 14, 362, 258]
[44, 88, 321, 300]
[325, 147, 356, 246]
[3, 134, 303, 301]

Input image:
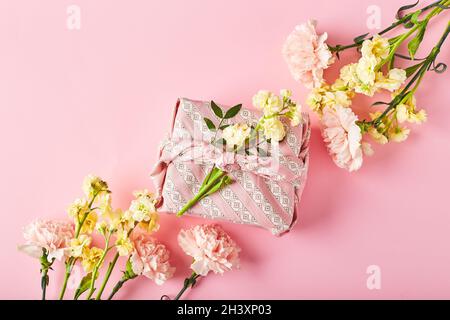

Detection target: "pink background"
[1, 0, 449, 299]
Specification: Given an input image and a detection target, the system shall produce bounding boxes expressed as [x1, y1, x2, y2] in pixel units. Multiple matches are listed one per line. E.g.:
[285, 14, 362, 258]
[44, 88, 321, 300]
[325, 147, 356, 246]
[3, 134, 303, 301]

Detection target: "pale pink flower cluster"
[18, 219, 74, 261]
[178, 224, 240, 276]
[322, 105, 363, 172]
[282, 20, 334, 89]
[130, 232, 175, 285]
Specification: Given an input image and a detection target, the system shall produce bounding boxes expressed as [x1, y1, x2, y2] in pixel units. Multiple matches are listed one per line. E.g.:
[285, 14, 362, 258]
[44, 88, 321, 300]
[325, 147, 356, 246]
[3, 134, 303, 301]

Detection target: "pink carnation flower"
[322, 105, 363, 172]
[178, 224, 240, 276]
[283, 20, 334, 89]
[130, 232, 175, 285]
[18, 219, 74, 261]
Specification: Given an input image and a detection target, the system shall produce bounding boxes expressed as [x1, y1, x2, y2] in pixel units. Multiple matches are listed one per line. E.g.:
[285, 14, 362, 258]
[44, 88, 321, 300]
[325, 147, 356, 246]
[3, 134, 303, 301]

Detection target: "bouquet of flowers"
[18, 175, 174, 300]
[18, 175, 241, 300]
[283, 0, 449, 171]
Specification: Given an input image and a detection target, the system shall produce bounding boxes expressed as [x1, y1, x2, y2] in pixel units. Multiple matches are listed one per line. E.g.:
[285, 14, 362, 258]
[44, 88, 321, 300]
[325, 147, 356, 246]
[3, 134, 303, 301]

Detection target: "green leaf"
[404, 62, 424, 77]
[203, 117, 216, 131]
[219, 124, 230, 130]
[224, 104, 242, 119]
[408, 23, 427, 59]
[74, 273, 93, 300]
[410, 10, 421, 25]
[353, 33, 369, 44]
[210, 101, 223, 118]
[200, 167, 223, 190]
[372, 101, 390, 106]
[204, 175, 233, 196]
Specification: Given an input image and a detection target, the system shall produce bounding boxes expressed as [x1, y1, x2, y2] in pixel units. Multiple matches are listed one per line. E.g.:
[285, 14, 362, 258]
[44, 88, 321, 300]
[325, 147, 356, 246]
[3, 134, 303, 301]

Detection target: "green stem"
[59, 192, 101, 300]
[107, 278, 129, 300]
[329, 0, 449, 54]
[86, 232, 112, 300]
[177, 170, 226, 216]
[95, 252, 120, 300]
[59, 270, 70, 300]
[41, 268, 49, 300]
[174, 272, 200, 300]
[370, 21, 450, 126]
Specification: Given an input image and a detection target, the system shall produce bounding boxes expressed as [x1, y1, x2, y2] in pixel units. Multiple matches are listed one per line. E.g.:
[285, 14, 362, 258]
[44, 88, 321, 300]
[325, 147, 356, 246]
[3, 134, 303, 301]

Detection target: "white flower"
[252, 90, 271, 109]
[368, 127, 388, 144]
[286, 104, 303, 126]
[375, 68, 406, 92]
[69, 235, 92, 258]
[396, 104, 409, 123]
[361, 35, 390, 62]
[129, 196, 157, 223]
[356, 56, 377, 87]
[264, 95, 283, 116]
[261, 118, 286, 141]
[222, 123, 251, 148]
[389, 127, 410, 142]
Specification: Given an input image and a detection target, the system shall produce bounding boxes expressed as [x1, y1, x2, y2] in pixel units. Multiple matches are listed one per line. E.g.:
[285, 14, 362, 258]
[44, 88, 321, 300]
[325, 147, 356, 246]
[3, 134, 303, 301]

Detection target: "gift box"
[151, 98, 310, 236]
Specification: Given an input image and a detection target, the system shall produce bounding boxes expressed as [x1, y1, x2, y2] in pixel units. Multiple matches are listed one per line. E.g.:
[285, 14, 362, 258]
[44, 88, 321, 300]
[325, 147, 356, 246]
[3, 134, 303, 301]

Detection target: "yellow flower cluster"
[304, 34, 429, 153]
[368, 92, 427, 144]
[64, 176, 160, 274]
[252, 89, 302, 141]
[306, 80, 354, 114]
[340, 35, 406, 97]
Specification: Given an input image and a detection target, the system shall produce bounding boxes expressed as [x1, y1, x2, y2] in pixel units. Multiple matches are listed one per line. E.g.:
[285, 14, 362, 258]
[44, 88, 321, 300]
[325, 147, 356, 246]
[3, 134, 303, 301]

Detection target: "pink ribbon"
[150, 136, 305, 198]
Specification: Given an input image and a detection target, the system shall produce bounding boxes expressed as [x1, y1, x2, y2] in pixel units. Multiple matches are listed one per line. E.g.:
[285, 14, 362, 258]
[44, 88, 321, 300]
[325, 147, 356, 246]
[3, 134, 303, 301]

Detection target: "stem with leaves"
[360, 20, 450, 129]
[85, 231, 113, 299]
[40, 250, 54, 300]
[107, 259, 137, 300]
[329, 0, 449, 56]
[173, 272, 201, 300]
[176, 101, 241, 216]
[95, 224, 137, 300]
[59, 192, 100, 300]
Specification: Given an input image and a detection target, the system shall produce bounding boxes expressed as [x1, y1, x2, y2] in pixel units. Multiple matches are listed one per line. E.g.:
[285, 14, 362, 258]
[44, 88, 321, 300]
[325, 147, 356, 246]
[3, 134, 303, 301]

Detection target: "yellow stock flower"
[82, 175, 108, 199]
[395, 95, 427, 124]
[129, 196, 157, 223]
[67, 198, 89, 219]
[69, 235, 92, 258]
[222, 123, 251, 148]
[261, 118, 286, 141]
[361, 35, 390, 62]
[368, 127, 388, 144]
[355, 56, 377, 95]
[115, 230, 134, 256]
[375, 69, 406, 92]
[80, 211, 98, 234]
[139, 212, 160, 234]
[252, 90, 271, 110]
[81, 246, 104, 272]
[388, 127, 410, 142]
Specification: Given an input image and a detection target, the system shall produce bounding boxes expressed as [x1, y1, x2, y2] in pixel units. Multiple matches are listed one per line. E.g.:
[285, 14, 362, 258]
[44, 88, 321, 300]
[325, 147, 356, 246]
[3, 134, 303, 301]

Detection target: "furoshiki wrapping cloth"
[151, 98, 310, 236]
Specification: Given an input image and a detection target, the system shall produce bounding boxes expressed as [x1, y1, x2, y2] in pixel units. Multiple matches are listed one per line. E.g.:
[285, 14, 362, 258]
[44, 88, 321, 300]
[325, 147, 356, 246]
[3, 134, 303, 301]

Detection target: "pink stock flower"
[130, 232, 175, 285]
[18, 219, 74, 262]
[322, 105, 363, 172]
[178, 224, 240, 276]
[283, 20, 334, 89]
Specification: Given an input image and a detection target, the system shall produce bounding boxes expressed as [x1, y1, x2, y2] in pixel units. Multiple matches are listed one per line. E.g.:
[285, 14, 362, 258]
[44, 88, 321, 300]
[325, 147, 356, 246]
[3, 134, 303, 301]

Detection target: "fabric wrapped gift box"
[151, 98, 310, 236]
